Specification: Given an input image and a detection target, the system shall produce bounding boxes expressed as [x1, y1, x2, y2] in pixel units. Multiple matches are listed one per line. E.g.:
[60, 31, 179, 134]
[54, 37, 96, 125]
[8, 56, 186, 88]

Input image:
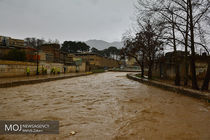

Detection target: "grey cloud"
[90, 0, 99, 5]
[0, 0, 136, 42]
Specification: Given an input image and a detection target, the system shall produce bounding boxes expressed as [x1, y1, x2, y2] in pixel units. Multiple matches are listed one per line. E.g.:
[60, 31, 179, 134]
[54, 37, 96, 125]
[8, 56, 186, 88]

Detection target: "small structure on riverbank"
[153, 51, 209, 80]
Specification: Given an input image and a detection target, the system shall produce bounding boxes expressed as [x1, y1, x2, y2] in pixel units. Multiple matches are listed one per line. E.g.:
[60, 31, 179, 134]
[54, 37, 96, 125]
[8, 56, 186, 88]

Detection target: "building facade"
[0, 36, 24, 48]
[39, 44, 62, 63]
[74, 53, 119, 70]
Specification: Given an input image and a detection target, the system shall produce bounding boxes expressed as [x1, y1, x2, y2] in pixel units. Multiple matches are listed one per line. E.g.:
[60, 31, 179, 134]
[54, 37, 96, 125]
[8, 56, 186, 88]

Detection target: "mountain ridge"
[85, 39, 123, 50]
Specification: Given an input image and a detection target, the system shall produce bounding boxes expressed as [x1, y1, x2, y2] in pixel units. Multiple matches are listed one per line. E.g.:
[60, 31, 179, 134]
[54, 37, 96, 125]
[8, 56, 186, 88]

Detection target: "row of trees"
[25, 38, 90, 53]
[24, 38, 59, 48]
[24, 38, 121, 58]
[122, 0, 210, 90]
[91, 46, 121, 60]
[61, 41, 90, 53]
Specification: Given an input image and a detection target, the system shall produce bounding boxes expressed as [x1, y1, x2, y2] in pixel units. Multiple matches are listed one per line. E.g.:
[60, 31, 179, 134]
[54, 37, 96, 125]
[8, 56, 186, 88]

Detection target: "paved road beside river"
[0, 72, 209, 140]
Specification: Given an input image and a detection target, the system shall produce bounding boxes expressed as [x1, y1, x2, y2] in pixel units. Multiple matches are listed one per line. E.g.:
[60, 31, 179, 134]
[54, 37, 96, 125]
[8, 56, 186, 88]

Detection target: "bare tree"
[122, 18, 164, 79]
[136, 0, 210, 89]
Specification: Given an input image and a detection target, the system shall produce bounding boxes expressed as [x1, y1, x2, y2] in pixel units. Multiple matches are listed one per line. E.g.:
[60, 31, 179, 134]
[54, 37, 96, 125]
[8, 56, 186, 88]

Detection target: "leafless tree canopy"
[122, 0, 210, 90]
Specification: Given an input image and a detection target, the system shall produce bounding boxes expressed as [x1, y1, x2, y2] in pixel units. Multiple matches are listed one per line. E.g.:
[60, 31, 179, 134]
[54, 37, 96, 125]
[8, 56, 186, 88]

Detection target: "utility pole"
[36, 48, 39, 75]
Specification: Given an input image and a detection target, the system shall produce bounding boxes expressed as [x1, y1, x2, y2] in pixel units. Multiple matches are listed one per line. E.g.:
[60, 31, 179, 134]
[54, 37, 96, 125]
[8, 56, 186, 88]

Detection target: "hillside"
[85, 39, 123, 50]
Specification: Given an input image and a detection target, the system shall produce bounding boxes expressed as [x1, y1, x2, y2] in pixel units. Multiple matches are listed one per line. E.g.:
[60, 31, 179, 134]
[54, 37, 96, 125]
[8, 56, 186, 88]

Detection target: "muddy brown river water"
[0, 72, 209, 140]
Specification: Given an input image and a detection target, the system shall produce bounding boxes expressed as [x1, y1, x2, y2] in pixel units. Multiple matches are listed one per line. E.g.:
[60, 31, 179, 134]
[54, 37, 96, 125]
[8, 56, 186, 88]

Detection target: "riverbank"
[109, 69, 141, 72]
[0, 72, 93, 88]
[127, 73, 210, 102]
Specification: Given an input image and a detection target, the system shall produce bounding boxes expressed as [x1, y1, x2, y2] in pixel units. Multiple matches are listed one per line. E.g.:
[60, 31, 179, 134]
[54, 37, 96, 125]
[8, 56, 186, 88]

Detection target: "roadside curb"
[127, 74, 210, 102]
[109, 70, 141, 72]
[0, 73, 92, 88]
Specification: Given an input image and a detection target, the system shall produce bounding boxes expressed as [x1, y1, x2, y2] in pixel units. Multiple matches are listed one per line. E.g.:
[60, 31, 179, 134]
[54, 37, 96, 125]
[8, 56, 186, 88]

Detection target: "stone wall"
[66, 62, 86, 73]
[153, 60, 208, 80]
[0, 60, 86, 78]
[0, 60, 37, 77]
[76, 54, 119, 69]
[39, 62, 64, 74]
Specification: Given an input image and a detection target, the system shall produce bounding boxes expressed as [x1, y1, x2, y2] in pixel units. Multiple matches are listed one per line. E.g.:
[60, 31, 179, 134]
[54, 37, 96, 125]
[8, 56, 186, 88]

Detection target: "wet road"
[0, 72, 209, 140]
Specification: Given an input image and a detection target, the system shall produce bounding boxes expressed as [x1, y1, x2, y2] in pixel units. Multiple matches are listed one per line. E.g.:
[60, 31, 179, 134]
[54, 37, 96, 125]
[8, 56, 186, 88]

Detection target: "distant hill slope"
[85, 39, 123, 50]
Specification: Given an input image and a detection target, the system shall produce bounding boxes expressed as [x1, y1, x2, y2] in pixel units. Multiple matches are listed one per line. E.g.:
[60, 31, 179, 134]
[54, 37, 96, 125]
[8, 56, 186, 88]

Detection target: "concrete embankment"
[0, 73, 92, 88]
[109, 69, 141, 72]
[127, 74, 210, 102]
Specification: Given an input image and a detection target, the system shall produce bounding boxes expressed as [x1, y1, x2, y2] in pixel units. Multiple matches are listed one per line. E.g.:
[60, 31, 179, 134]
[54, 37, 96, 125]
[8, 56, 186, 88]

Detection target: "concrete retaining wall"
[127, 74, 210, 102]
[39, 62, 64, 74]
[109, 69, 141, 72]
[0, 60, 37, 77]
[66, 62, 86, 73]
[0, 60, 86, 78]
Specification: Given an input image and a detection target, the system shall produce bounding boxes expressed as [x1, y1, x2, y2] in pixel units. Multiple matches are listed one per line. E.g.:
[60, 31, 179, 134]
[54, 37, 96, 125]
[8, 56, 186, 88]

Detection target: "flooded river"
[0, 72, 209, 140]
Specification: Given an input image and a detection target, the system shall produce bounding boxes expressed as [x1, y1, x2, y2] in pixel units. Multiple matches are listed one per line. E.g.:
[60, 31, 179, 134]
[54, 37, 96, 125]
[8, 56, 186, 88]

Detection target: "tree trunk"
[202, 59, 210, 90]
[184, 2, 189, 86]
[159, 62, 162, 78]
[189, 0, 199, 89]
[148, 65, 152, 79]
[184, 61, 189, 86]
[141, 52, 145, 77]
[172, 13, 180, 86]
[175, 64, 180, 85]
[134, 57, 144, 78]
[148, 57, 152, 79]
[141, 63, 144, 78]
[36, 50, 39, 75]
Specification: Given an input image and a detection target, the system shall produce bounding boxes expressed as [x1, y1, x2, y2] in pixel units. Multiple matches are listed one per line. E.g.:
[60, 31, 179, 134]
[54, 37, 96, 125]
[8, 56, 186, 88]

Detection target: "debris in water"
[70, 131, 76, 136]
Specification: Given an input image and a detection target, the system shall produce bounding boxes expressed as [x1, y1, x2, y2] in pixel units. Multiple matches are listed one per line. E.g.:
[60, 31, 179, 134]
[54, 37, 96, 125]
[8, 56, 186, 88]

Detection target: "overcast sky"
[0, 0, 136, 43]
